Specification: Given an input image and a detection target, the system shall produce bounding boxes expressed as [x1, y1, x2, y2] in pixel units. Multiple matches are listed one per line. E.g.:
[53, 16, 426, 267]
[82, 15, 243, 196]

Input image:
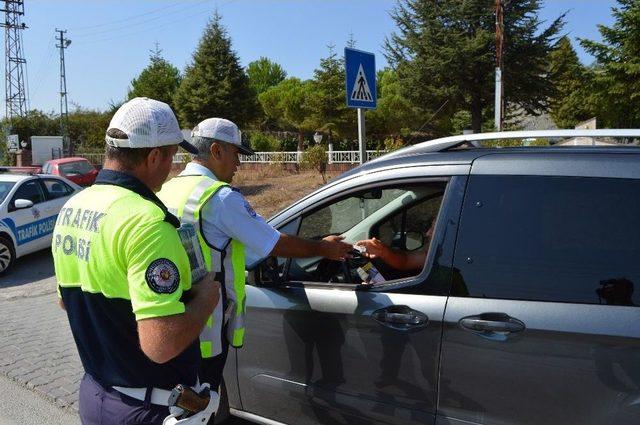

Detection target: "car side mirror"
[13, 199, 34, 210]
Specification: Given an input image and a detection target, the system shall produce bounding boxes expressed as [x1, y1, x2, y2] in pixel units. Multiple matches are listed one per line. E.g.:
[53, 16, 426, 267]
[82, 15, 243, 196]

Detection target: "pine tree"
[385, 0, 564, 133]
[259, 77, 314, 150]
[548, 37, 594, 128]
[580, 0, 640, 128]
[127, 45, 182, 111]
[306, 45, 353, 144]
[246, 57, 287, 96]
[174, 12, 257, 128]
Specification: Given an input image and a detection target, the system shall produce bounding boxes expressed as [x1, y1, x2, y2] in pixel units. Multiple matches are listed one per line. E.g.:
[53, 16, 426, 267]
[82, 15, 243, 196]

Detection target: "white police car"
[0, 169, 81, 274]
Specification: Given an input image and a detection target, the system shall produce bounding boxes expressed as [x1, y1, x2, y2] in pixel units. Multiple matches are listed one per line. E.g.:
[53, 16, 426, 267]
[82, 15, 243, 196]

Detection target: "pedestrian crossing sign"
[345, 47, 376, 109]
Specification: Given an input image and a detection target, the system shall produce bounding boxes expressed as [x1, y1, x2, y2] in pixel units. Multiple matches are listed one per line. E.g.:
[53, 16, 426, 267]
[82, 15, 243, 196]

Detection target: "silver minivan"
[221, 130, 640, 425]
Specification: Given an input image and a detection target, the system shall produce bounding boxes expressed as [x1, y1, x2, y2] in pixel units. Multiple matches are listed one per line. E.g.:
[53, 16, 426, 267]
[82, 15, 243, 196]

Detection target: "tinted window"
[298, 188, 407, 238]
[377, 194, 443, 251]
[42, 178, 74, 200]
[454, 175, 640, 306]
[59, 160, 94, 176]
[0, 182, 15, 204]
[12, 180, 45, 206]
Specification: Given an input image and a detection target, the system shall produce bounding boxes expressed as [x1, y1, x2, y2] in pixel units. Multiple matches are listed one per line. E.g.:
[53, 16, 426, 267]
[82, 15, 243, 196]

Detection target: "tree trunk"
[471, 96, 482, 133]
[297, 131, 304, 151]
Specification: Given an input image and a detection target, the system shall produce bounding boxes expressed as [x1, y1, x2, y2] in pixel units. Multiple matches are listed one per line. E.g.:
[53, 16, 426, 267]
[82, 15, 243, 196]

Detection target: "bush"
[383, 137, 405, 152]
[300, 145, 327, 183]
[250, 132, 281, 152]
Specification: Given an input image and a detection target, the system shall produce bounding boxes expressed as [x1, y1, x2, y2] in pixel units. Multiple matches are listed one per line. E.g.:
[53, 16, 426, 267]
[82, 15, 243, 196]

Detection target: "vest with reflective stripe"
[158, 175, 246, 358]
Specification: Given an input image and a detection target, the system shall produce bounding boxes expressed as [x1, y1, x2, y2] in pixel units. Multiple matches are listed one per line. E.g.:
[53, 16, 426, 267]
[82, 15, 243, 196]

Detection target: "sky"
[6, 0, 619, 117]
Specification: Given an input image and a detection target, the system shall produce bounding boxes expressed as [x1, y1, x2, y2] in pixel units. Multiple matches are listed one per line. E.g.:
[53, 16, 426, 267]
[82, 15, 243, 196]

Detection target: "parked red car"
[41, 157, 98, 186]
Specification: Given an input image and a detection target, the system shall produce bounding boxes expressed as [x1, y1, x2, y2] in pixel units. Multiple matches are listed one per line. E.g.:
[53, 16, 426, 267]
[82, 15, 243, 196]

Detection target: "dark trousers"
[79, 374, 169, 425]
[200, 336, 229, 425]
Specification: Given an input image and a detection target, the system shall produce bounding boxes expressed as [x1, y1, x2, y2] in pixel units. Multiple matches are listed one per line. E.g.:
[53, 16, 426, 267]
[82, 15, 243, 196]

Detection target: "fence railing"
[77, 150, 388, 166]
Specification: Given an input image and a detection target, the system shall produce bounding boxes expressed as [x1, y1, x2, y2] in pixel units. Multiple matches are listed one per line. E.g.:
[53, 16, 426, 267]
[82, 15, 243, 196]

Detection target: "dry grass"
[234, 167, 340, 218]
[168, 165, 340, 219]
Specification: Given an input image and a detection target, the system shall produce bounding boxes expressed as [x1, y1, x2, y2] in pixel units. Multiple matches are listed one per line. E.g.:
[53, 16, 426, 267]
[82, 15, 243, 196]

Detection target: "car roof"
[46, 157, 90, 164]
[338, 129, 640, 182]
[0, 173, 34, 183]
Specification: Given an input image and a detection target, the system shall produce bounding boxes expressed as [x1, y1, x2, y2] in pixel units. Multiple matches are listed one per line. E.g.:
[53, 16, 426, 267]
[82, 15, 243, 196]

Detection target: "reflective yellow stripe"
[158, 175, 247, 356]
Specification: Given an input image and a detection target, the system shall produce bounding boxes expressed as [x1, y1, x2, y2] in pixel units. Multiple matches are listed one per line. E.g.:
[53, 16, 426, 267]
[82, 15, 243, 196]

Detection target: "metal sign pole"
[358, 108, 366, 165]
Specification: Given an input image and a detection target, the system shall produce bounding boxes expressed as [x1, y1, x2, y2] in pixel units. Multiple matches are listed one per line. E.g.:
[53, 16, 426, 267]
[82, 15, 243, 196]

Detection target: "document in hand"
[177, 223, 208, 283]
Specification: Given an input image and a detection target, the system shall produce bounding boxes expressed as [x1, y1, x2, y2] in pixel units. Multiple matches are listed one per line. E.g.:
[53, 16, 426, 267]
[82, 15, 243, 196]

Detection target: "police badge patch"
[145, 258, 180, 294]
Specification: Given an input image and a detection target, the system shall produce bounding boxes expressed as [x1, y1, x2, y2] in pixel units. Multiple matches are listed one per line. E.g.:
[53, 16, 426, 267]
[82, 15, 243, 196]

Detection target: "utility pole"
[494, 0, 504, 131]
[56, 28, 71, 154]
[1, 0, 28, 122]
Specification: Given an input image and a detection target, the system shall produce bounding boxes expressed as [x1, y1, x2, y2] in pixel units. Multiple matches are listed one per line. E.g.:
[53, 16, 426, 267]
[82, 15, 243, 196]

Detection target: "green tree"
[259, 77, 315, 150]
[174, 12, 257, 128]
[548, 37, 595, 128]
[1, 110, 59, 150]
[366, 68, 420, 139]
[385, 0, 565, 133]
[127, 45, 182, 110]
[580, 0, 640, 128]
[68, 108, 115, 151]
[306, 45, 353, 146]
[246, 57, 287, 96]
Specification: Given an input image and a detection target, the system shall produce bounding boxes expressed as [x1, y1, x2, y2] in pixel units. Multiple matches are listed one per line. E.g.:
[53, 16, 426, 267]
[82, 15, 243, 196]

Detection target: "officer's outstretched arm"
[270, 233, 353, 261]
[137, 273, 220, 364]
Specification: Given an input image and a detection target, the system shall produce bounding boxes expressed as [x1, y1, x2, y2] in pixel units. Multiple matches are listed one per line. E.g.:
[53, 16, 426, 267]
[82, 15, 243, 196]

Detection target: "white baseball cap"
[105, 97, 198, 154]
[191, 117, 255, 155]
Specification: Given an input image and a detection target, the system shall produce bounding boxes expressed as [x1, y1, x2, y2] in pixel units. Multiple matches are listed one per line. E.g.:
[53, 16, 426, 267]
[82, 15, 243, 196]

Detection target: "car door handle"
[372, 305, 428, 331]
[459, 313, 525, 341]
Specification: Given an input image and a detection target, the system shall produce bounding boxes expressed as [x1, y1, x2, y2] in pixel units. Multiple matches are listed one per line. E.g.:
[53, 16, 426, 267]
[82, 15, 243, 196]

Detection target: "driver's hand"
[321, 235, 353, 261]
[355, 238, 387, 259]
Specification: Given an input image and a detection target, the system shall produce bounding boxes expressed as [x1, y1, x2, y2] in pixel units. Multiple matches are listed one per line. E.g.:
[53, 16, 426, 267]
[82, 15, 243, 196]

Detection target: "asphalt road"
[0, 250, 251, 424]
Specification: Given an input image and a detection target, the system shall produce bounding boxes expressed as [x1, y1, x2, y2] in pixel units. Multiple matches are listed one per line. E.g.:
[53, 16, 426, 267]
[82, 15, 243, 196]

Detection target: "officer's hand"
[195, 273, 221, 305]
[321, 235, 353, 261]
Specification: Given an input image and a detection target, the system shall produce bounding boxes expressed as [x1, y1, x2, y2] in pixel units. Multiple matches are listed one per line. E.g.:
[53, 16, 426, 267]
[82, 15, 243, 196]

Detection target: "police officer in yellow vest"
[158, 118, 353, 421]
[52, 98, 222, 425]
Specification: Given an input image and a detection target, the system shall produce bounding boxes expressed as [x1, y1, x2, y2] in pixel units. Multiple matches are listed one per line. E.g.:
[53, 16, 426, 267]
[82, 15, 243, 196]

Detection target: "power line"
[69, 0, 210, 40]
[72, 2, 236, 47]
[68, 1, 189, 32]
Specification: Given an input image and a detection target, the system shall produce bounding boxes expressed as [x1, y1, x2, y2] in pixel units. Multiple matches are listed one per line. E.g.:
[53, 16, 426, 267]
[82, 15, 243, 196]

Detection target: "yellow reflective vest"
[158, 175, 246, 358]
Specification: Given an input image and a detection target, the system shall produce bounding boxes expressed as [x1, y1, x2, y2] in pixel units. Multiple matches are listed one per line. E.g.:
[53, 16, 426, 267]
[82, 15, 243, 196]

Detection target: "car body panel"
[226, 132, 640, 425]
[43, 157, 98, 186]
[0, 173, 80, 262]
[238, 286, 446, 425]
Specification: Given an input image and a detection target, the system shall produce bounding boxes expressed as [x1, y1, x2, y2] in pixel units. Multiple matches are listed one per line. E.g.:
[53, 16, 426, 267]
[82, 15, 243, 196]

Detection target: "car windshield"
[59, 161, 94, 176]
[0, 182, 15, 204]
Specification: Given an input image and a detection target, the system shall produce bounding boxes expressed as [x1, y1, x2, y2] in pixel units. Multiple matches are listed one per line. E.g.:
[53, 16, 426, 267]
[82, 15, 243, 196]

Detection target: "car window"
[11, 180, 45, 206]
[377, 194, 444, 251]
[0, 182, 15, 204]
[59, 161, 94, 176]
[42, 178, 74, 200]
[454, 175, 640, 306]
[298, 188, 406, 238]
[288, 182, 447, 286]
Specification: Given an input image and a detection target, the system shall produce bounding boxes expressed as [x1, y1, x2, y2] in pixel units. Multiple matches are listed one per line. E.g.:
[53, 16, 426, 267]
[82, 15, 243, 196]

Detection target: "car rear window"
[454, 175, 640, 306]
[0, 182, 15, 204]
[59, 161, 94, 175]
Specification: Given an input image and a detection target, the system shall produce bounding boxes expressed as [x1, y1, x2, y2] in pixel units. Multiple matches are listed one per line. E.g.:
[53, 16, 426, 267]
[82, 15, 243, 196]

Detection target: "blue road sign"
[345, 47, 376, 109]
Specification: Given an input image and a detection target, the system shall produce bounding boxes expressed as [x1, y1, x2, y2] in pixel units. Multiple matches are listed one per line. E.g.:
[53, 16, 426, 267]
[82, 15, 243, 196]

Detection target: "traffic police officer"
[158, 118, 352, 422]
[52, 98, 221, 425]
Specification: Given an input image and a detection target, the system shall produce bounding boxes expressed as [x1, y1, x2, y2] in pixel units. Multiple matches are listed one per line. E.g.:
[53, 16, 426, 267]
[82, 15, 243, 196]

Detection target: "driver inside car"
[354, 220, 436, 277]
